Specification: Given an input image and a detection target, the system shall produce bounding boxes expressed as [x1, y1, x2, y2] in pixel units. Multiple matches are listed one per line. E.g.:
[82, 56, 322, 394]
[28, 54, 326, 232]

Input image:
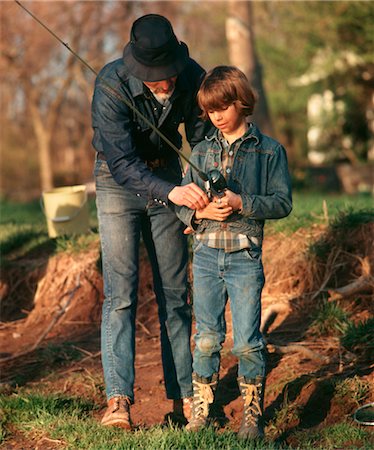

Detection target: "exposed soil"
[0, 224, 373, 448]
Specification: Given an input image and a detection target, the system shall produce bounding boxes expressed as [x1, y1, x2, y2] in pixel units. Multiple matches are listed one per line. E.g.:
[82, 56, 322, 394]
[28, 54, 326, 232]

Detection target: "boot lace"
[241, 381, 262, 426]
[193, 379, 215, 419]
[111, 397, 130, 413]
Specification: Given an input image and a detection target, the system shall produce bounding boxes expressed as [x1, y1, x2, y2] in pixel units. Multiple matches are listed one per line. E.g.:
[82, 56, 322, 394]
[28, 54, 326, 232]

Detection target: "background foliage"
[0, 1, 373, 199]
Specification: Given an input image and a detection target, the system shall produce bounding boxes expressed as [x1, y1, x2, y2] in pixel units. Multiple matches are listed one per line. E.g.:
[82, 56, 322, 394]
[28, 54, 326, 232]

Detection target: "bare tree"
[1, 2, 132, 194]
[226, 0, 273, 135]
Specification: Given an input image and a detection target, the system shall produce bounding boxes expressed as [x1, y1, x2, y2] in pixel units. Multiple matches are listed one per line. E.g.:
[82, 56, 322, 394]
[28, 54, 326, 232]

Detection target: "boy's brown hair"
[197, 65, 257, 120]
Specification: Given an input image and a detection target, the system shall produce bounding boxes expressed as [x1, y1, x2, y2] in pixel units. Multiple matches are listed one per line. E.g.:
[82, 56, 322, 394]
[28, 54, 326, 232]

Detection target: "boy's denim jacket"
[177, 123, 292, 243]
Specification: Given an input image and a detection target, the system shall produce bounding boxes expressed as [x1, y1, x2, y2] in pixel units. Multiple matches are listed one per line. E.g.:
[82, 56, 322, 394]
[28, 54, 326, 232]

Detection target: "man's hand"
[168, 183, 209, 209]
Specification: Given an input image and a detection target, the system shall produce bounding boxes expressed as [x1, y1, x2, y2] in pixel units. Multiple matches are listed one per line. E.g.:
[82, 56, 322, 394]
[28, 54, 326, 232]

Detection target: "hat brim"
[123, 41, 190, 82]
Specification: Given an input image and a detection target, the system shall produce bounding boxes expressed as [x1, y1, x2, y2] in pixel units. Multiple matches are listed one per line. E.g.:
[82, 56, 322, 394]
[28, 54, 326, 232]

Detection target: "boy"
[177, 66, 292, 439]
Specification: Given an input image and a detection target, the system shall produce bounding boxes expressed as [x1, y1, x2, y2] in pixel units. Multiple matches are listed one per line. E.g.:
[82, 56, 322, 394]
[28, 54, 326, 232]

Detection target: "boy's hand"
[221, 190, 243, 212]
[195, 198, 232, 221]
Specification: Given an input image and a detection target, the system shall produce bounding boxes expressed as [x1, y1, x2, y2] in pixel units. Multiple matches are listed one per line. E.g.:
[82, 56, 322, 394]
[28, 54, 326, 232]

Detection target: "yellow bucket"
[41, 185, 89, 238]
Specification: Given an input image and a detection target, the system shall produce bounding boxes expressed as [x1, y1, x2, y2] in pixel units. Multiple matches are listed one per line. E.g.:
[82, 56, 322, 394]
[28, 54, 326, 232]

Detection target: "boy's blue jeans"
[95, 159, 193, 402]
[192, 241, 266, 379]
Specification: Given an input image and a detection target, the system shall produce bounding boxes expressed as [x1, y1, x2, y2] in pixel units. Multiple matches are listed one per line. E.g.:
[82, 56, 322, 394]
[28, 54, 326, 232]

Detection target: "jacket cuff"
[240, 193, 254, 217]
[190, 214, 203, 230]
[152, 182, 176, 207]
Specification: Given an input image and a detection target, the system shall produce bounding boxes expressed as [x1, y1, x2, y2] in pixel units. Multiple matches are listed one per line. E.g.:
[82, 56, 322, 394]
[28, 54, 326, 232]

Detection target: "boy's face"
[207, 103, 245, 136]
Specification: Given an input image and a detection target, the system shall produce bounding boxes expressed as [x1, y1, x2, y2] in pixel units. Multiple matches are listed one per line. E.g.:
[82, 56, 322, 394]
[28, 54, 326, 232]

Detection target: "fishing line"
[15, 0, 209, 182]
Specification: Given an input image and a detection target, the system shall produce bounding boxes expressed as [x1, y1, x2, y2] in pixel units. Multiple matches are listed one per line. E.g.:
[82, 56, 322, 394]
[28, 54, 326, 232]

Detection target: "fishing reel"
[205, 169, 227, 199]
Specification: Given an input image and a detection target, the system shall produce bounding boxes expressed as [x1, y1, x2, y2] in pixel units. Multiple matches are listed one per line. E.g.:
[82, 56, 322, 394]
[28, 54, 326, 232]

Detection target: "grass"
[267, 394, 302, 438]
[265, 191, 373, 235]
[0, 392, 283, 450]
[1, 191, 372, 260]
[308, 302, 373, 362]
[308, 300, 350, 336]
[340, 318, 374, 361]
[3, 390, 370, 449]
[0, 197, 98, 259]
[291, 422, 374, 449]
[307, 207, 374, 259]
[1, 191, 373, 449]
[265, 375, 373, 449]
[333, 376, 371, 405]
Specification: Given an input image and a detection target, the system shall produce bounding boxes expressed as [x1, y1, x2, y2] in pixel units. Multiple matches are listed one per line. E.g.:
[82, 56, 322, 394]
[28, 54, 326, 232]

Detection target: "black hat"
[123, 14, 190, 82]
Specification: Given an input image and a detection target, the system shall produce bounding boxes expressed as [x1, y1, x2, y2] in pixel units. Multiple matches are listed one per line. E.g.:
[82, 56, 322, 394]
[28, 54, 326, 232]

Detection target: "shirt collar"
[207, 122, 260, 145]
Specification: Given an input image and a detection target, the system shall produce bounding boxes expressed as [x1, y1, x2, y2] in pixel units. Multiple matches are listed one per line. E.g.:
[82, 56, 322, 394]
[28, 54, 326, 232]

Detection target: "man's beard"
[151, 89, 175, 105]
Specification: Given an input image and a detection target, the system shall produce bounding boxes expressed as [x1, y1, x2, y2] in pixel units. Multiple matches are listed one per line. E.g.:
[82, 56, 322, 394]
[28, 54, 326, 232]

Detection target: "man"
[91, 14, 212, 429]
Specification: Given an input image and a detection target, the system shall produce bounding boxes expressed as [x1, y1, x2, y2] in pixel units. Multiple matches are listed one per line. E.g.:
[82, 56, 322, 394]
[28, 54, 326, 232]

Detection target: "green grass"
[0, 197, 98, 259]
[0, 392, 283, 450]
[291, 422, 374, 449]
[309, 300, 350, 337]
[2, 390, 372, 449]
[334, 376, 371, 405]
[265, 192, 373, 234]
[1, 192, 372, 260]
[0, 199, 47, 226]
[341, 318, 374, 361]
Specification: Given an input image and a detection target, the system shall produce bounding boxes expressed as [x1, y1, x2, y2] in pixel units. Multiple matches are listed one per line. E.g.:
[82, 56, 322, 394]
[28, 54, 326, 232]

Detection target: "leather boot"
[170, 397, 193, 425]
[186, 372, 218, 431]
[101, 396, 132, 430]
[237, 376, 265, 439]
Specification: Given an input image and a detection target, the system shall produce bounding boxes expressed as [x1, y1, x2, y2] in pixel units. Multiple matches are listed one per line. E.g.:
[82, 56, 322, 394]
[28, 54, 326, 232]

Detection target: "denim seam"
[101, 232, 118, 399]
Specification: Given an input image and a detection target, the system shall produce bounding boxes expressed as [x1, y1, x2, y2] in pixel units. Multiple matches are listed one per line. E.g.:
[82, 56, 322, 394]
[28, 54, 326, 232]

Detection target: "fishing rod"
[15, 0, 228, 195]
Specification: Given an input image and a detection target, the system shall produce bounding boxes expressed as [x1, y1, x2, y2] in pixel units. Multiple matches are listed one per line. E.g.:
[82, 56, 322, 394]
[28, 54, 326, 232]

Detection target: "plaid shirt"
[195, 129, 258, 253]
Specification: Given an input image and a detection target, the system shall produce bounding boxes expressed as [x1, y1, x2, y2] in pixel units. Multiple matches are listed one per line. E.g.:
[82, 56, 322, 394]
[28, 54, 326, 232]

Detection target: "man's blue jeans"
[95, 159, 193, 402]
[192, 241, 266, 380]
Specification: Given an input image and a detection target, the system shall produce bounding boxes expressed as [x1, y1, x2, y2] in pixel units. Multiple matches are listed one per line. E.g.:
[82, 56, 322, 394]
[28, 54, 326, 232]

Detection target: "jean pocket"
[243, 245, 262, 261]
[192, 239, 204, 253]
[94, 158, 109, 178]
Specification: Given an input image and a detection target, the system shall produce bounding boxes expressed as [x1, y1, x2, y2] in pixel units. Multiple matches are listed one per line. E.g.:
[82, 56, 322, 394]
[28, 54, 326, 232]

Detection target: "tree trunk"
[226, 0, 273, 136]
[29, 101, 53, 192]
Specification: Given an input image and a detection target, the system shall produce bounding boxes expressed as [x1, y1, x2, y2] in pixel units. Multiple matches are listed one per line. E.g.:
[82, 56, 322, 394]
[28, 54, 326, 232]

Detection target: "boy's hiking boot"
[101, 396, 132, 430]
[186, 372, 218, 431]
[237, 376, 265, 440]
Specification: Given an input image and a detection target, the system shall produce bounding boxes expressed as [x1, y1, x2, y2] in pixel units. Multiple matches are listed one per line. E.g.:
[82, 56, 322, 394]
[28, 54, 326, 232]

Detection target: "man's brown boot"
[101, 396, 133, 430]
[186, 373, 218, 431]
[171, 397, 193, 425]
[237, 376, 265, 440]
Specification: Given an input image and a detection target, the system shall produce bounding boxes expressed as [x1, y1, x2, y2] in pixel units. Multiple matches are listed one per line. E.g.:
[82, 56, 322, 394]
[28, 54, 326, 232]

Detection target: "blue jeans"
[192, 241, 266, 379]
[95, 159, 193, 402]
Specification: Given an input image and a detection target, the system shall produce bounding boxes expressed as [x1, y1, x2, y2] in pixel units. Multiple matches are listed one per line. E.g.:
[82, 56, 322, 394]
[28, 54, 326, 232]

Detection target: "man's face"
[143, 77, 177, 102]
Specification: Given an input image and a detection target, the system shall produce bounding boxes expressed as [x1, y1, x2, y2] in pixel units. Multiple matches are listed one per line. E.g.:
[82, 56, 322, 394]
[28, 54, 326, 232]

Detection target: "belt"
[97, 153, 167, 170]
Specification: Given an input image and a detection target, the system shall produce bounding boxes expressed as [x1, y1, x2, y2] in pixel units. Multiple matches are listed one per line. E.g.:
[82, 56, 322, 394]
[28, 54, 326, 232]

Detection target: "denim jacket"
[177, 124, 292, 242]
[91, 57, 212, 203]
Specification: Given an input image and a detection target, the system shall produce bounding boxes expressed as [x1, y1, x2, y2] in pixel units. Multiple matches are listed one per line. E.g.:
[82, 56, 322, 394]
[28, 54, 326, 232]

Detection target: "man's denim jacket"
[177, 124, 292, 243]
[91, 57, 211, 204]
